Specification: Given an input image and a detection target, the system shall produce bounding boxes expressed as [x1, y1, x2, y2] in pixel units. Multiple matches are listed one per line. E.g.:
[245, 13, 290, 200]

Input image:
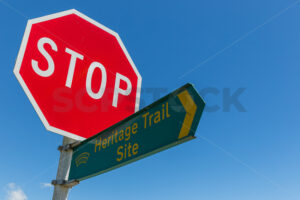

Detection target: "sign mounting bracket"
[58, 141, 81, 152]
[51, 179, 80, 188]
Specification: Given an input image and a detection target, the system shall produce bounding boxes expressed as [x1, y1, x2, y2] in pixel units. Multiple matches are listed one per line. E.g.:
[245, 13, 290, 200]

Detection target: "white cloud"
[41, 183, 53, 189]
[5, 183, 27, 200]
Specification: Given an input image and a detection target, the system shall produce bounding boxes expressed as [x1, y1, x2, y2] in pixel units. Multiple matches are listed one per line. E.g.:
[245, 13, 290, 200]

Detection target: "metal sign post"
[52, 137, 78, 200]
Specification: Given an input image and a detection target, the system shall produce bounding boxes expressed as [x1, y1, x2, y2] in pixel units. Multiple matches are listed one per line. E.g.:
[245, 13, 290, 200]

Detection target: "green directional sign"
[68, 83, 205, 181]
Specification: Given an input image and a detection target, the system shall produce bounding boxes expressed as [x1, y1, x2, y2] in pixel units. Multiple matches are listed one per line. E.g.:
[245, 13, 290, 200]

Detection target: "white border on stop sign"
[13, 9, 142, 141]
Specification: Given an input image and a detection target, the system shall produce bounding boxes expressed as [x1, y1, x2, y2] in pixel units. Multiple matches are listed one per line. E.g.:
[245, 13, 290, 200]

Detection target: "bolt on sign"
[13, 9, 142, 140]
[68, 84, 205, 181]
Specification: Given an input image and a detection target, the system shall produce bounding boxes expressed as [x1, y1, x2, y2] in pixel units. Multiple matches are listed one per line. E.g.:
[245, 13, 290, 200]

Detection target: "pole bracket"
[51, 179, 79, 188]
[58, 141, 81, 152]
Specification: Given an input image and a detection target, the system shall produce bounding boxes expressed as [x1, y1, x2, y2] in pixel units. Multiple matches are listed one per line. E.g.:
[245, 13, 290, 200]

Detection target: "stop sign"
[14, 10, 142, 140]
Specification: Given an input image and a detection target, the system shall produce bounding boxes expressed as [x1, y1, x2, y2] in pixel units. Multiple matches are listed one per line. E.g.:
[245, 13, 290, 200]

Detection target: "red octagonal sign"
[14, 10, 142, 140]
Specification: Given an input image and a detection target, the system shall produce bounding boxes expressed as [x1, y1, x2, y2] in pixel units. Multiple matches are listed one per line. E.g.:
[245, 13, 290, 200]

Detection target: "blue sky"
[1, 0, 300, 199]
